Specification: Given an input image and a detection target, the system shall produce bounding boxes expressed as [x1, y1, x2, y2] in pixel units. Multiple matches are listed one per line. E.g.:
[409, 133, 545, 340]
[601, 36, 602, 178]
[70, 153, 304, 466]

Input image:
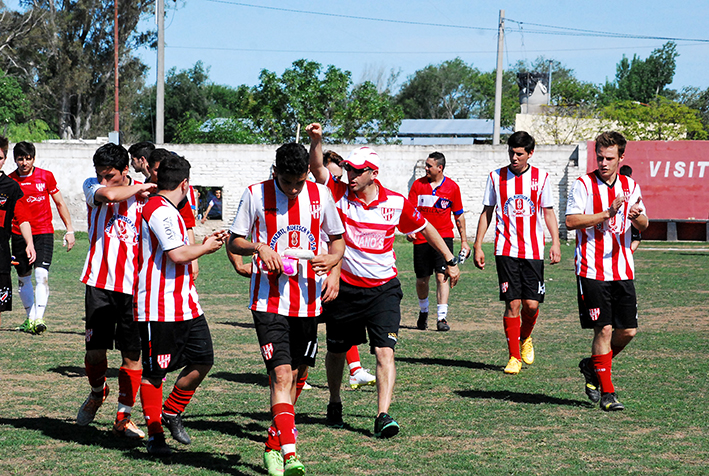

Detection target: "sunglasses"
[342, 163, 373, 175]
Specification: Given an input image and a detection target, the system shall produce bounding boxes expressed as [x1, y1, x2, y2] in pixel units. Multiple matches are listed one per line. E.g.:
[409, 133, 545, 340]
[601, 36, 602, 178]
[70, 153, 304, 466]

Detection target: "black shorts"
[577, 277, 638, 329]
[84, 286, 141, 352]
[323, 278, 403, 354]
[140, 315, 214, 381]
[12, 233, 54, 274]
[495, 255, 545, 302]
[252, 311, 318, 373]
[413, 238, 453, 278]
[0, 273, 12, 312]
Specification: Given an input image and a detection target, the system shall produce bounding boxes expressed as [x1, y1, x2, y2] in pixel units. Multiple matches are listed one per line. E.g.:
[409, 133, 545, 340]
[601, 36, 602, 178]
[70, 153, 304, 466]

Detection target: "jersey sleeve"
[148, 206, 186, 252]
[229, 187, 256, 237]
[408, 181, 420, 209]
[482, 173, 496, 207]
[397, 197, 428, 235]
[83, 177, 104, 208]
[628, 182, 647, 217]
[452, 182, 464, 216]
[539, 172, 555, 208]
[320, 187, 345, 236]
[178, 198, 196, 228]
[566, 179, 588, 215]
[46, 170, 59, 195]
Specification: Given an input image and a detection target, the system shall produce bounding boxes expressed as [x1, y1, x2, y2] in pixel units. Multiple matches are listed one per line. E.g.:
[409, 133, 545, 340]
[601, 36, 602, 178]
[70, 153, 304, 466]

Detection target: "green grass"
[0, 233, 707, 475]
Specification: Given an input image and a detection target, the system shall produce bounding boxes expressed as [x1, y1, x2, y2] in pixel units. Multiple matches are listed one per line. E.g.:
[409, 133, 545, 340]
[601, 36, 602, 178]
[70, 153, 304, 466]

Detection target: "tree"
[602, 97, 706, 140]
[173, 115, 261, 144]
[0, 68, 28, 125]
[679, 86, 709, 139]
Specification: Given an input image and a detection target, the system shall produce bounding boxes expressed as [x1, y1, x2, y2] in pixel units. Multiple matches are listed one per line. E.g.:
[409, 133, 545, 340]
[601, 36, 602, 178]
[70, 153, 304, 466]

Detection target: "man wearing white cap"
[306, 123, 460, 439]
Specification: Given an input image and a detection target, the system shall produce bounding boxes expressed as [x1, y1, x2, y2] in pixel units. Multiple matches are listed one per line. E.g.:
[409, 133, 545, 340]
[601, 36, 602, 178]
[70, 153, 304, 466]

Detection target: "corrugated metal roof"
[397, 119, 512, 137]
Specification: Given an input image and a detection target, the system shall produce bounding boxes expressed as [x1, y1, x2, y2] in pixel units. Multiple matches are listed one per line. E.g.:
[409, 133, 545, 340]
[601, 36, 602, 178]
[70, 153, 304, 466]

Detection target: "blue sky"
[7, 0, 709, 93]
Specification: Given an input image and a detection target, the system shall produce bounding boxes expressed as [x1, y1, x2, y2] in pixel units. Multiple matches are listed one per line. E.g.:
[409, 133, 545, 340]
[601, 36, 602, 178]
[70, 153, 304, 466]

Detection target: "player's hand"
[549, 242, 561, 264]
[26, 244, 36, 265]
[202, 232, 225, 254]
[321, 270, 340, 303]
[607, 194, 624, 218]
[137, 183, 157, 199]
[212, 229, 230, 243]
[310, 252, 340, 276]
[257, 245, 283, 274]
[192, 259, 200, 280]
[628, 197, 643, 220]
[445, 262, 461, 287]
[63, 232, 76, 251]
[305, 123, 322, 142]
[473, 247, 485, 270]
[406, 233, 416, 242]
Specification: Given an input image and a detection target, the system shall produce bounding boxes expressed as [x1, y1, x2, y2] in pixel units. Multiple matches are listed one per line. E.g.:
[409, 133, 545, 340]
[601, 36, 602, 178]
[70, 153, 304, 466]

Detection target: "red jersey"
[482, 165, 554, 260]
[566, 172, 645, 281]
[134, 195, 203, 322]
[178, 185, 196, 229]
[230, 179, 344, 317]
[327, 177, 427, 288]
[408, 176, 464, 245]
[80, 177, 144, 294]
[9, 167, 59, 235]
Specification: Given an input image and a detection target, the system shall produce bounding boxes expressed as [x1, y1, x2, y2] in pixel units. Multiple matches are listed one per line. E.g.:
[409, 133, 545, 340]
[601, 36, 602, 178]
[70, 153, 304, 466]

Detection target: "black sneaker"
[146, 433, 172, 457]
[579, 358, 601, 403]
[600, 392, 625, 411]
[416, 311, 428, 330]
[161, 412, 191, 445]
[436, 319, 450, 332]
[374, 412, 399, 438]
[325, 401, 344, 428]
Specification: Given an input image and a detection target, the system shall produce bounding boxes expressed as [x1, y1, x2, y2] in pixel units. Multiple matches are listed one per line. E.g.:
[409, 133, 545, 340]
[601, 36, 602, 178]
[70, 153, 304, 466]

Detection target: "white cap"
[342, 147, 380, 171]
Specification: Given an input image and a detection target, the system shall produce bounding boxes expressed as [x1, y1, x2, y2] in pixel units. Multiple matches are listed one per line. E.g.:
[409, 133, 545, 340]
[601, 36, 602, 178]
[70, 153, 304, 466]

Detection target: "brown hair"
[0, 136, 8, 157]
[595, 131, 627, 156]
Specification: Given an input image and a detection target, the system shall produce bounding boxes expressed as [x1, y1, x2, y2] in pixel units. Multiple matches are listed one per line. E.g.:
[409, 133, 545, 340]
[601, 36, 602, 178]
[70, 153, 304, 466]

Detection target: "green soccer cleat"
[16, 319, 34, 334]
[32, 319, 47, 335]
[283, 454, 305, 476]
[263, 448, 285, 476]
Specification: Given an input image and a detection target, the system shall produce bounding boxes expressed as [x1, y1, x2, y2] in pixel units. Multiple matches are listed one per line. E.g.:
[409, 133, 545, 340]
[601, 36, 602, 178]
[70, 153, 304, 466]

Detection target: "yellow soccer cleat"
[504, 356, 522, 374]
[521, 337, 535, 365]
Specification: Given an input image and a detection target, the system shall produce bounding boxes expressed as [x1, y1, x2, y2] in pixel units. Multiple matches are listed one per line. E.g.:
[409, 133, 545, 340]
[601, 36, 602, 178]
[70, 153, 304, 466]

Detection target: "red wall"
[587, 141, 709, 220]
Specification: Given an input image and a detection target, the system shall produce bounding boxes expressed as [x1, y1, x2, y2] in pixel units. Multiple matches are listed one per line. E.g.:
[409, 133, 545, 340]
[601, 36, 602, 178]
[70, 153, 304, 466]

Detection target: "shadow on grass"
[397, 356, 502, 372]
[221, 321, 256, 329]
[49, 365, 119, 379]
[0, 417, 260, 475]
[210, 371, 268, 386]
[457, 389, 589, 407]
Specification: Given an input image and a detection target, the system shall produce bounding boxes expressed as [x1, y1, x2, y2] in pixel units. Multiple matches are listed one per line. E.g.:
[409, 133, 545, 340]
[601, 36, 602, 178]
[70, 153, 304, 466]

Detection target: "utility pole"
[156, 0, 165, 144]
[548, 59, 553, 105]
[493, 9, 505, 145]
[113, 0, 119, 134]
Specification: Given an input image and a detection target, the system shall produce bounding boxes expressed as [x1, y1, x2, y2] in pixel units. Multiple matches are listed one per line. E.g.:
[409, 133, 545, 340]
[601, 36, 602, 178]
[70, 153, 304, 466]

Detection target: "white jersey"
[483, 165, 554, 260]
[80, 177, 144, 294]
[134, 195, 203, 322]
[566, 172, 646, 281]
[230, 179, 344, 317]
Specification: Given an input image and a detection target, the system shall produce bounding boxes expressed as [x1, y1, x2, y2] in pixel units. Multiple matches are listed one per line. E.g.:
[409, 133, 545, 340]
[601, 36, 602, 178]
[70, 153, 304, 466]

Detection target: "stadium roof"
[396, 119, 513, 145]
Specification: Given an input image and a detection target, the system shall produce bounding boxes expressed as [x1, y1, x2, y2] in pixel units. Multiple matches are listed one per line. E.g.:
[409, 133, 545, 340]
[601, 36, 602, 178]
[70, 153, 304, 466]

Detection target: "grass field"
[0, 233, 707, 475]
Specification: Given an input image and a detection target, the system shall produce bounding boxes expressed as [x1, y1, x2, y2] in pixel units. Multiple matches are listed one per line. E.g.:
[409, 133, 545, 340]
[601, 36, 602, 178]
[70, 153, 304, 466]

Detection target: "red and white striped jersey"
[566, 172, 645, 281]
[178, 185, 197, 229]
[9, 167, 60, 235]
[483, 165, 554, 260]
[134, 195, 203, 322]
[80, 177, 145, 294]
[230, 179, 344, 317]
[326, 177, 427, 288]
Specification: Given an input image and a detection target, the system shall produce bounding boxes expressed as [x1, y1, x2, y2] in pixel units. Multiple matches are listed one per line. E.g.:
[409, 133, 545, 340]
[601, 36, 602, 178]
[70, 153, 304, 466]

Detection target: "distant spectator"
[201, 189, 222, 223]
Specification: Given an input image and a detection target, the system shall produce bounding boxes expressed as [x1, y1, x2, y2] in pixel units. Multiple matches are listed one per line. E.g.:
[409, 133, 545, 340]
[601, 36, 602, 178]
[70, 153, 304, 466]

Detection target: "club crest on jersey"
[501, 282, 509, 293]
[289, 230, 300, 247]
[503, 194, 535, 218]
[36, 183, 46, 192]
[589, 308, 601, 321]
[310, 202, 321, 219]
[380, 207, 395, 221]
[261, 343, 274, 360]
[105, 215, 138, 244]
[157, 354, 171, 369]
[271, 225, 317, 251]
[531, 178, 538, 191]
[0, 195, 7, 206]
[436, 198, 451, 209]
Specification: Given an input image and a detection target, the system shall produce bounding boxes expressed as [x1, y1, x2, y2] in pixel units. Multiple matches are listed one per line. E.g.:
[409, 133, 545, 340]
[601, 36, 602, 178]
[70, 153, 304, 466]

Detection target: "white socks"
[419, 298, 429, 313]
[437, 304, 448, 321]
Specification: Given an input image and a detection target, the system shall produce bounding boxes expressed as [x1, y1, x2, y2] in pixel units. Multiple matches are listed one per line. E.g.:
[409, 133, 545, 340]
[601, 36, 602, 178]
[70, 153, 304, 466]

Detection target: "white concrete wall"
[3, 141, 586, 241]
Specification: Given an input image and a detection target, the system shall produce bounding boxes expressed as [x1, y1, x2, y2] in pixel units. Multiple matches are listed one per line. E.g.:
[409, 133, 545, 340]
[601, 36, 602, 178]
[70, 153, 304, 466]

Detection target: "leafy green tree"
[0, 68, 29, 125]
[173, 114, 261, 144]
[679, 86, 709, 138]
[602, 97, 706, 140]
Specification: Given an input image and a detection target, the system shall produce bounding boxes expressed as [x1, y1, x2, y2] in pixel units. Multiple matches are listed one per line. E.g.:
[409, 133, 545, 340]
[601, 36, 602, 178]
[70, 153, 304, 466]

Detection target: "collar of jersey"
[348, 179, 388, 209]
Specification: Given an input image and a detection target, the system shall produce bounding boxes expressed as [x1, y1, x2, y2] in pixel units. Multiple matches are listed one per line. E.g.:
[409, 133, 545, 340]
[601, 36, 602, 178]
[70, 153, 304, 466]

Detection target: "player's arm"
[19, 221, 36, 265]
[167, 230, 228, 265]
[627, 197, 649, 232]
[419, 223, 460, 287]
[228, 233, 283, 274]
[321, 260, 342, 303]
[310, 234, 344, 276]
[200, 202, 214, 223]
[543, 207, 561, 264]
[306, 123, 329, 184]
[227, 247, 252, 278]
[50, 190, 76, 251]
[94, 183, 156, 204]
[186, 228, 200, 279]
[473, 205, 494, 270]
[566, 194, 625, 230]
[454, 212, 471, 256]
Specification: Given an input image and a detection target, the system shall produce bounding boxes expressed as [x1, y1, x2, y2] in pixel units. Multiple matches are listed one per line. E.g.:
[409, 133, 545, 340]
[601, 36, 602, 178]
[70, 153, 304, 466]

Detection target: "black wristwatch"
[446, 257, 458, 267]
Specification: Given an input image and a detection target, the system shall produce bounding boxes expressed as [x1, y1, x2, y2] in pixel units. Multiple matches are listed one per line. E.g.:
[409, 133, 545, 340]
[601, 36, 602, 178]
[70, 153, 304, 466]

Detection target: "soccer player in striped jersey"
[229, 142, 345, 476]
[77, 143, 156, 439]
[307, 123, 460, 439]
[134, 154, 226, 456]
[473, 131, 561, 375]
[566, 131, 648, 412]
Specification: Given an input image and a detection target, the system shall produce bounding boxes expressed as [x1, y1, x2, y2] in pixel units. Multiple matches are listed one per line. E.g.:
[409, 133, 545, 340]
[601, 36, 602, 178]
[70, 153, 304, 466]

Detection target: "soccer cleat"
[349, 368, 376, 389]
[579, 358, 601, 403]
[600, 392, 625, 411]
[416, 311, 428, 330]
[325, 401, 344, 428]
[437, 319, 450, 332]
[32, 319, 47, 335]
[162, 412, 191, 445]
[113, 417, 145, 439]
[374, 412, 400, 438]
[301, 381, 312, 390]
[521, 337, 535, 364]
[146, 433, 172, 457]
[503, 356, 522, 374]
[263, 448, 285, 476]
[76, 385, 110, 426]
[283, 454, 305, 476]
[16, 318, 34, 334]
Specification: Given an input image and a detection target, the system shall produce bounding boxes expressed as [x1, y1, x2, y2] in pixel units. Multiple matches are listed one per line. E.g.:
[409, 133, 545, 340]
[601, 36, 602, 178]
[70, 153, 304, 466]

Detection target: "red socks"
[116, 367, 142, 421]
[140, 381, 164, 437]
[520, 309, 539, 341]
[346, 346, 362, 376]
[272, 403, 296, 457]
[592, 351, 614, 394]
[163, 386, 195, 415]
[294, 370, 308, 404]
[85, 357, 108, 395]
[503, 316, 522, 360]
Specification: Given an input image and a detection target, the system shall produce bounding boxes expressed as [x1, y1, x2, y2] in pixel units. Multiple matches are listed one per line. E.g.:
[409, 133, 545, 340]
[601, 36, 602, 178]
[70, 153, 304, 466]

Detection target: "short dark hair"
[619, 165, 633, 177]
[0, 136, 9, 156]
[148, 148, 174, 168]
[428, 151, 446, 171]
[93, 143, 129, 170]
[128, 141, 155, 160]
[595, 131, 627, 157]
[13, 141, 35, 159]
[275, 143, 309, 176]
[157, 154, 190, 191]
[323, 150, 343, 166]
[508, 131, 536, 153]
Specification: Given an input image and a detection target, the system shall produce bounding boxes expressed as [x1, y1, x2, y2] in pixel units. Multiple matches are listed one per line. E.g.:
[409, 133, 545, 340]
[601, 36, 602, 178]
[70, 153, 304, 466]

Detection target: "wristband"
[254, 243, 263, 254]
[65, 231, 74, 235]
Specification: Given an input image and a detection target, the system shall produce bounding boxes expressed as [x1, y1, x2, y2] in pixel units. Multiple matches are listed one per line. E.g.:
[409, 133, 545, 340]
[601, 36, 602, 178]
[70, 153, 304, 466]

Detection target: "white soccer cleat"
[349, 368, 376, 389]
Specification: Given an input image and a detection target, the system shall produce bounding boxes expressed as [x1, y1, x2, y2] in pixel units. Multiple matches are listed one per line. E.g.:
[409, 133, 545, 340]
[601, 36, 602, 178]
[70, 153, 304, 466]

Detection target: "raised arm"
[306, 123, 329, 184]
[95, 183, 156, 204]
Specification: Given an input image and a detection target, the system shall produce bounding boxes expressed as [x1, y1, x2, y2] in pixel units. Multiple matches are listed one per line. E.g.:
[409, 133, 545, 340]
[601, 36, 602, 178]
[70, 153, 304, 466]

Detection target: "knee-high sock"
[140, 381, 164, 437]
[85, 356, 107, 395]
[520, 308, 539, 341]
[117, 367, 142, 421]
[346, 346, 362, 375]
[503, 316, 522, 360]
[163, 386, 195, 415]
[32, 268, 49, 321]
[294, 370, 308, 404]
[18, 275, 34, 319]
[592, 351, 614, 394]
[272, 403, 296, 458]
